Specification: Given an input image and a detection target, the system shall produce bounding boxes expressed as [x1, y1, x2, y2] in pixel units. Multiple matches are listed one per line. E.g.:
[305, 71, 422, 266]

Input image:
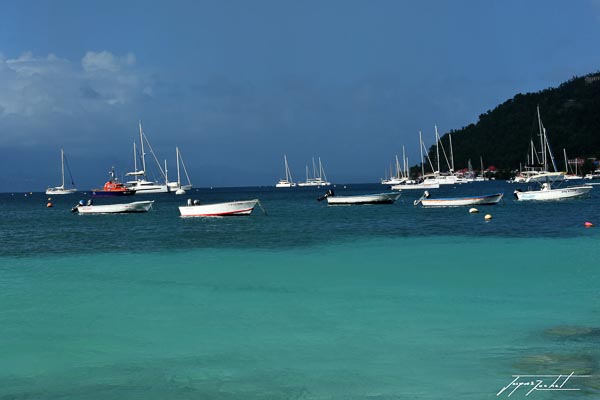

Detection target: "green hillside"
[429, 72, 600, 178]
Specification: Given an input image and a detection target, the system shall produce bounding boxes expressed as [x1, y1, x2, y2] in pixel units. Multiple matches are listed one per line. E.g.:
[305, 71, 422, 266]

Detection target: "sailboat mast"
[319, 157, 327, 182]
[449, 133, 454, 172]
[537, 106, 546, 170]
[176, 147, 181, 186]
[419, 131, 425, 177]
[284, 155, 292, 182]
[139, 121, 147, 179]
[133, 142, 137, 174]
[480, 156, 484, 180]
[435, 125, 440, 173]
[402, 146, 407, 179]
[60, 148, 65, 188]
[164, 159, 168, 184]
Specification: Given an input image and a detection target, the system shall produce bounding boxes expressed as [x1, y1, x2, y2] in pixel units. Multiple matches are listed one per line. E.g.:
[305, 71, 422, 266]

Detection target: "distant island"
[419, 72, 600, 179]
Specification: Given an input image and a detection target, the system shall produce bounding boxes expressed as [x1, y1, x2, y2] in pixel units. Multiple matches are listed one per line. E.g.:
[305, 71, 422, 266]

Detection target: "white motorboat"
[321, 191, 401, 205]
[514, 183, 592, 201]
[73, 200, 154, 214]
[46, 149, 77, 195]
[179, 199, 260, 217]
[414, 191, 503, 207]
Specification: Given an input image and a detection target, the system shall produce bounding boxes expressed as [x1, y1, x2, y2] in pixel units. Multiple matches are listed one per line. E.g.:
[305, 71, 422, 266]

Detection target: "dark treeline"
[424, 72, 600, 178]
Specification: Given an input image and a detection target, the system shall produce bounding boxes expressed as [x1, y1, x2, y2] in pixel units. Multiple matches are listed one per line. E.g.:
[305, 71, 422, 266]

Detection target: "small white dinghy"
[179, 199, 261, 217]
[72, 200, 154, 214]
[414, 191, 503, 207]
[319, 190, 401, 205]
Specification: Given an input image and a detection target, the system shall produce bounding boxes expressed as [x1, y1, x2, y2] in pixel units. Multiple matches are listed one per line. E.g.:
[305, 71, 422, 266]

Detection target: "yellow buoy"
[484, 214, 492, 220]
[469, 208, 479, 213]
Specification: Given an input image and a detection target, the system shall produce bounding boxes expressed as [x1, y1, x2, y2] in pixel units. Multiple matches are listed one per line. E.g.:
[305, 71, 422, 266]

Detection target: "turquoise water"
[1, 182, 599, 399]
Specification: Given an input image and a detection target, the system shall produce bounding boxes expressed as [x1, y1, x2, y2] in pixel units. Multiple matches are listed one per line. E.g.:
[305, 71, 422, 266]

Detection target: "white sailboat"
[167, 146, 193, 194]
[422, 127, 468, 185]
[126, 121, 169, 194]
[298, 157, 330, 186]
[514, 108, 591, 201]
[393, 131, 441, 190]
[523, 107, 565, 183]
[276, 155, 296, 188]
[381, 155, 405, 185]
[46, 149, 77, 195]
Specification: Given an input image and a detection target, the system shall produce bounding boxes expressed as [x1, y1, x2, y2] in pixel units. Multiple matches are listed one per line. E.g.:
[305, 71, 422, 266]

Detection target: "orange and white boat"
[91, 168, 136, 197]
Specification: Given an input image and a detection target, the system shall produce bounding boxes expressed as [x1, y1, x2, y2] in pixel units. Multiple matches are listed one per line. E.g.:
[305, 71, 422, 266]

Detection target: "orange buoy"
[46, 202, 53, 208]
[584, 221, 593, 228]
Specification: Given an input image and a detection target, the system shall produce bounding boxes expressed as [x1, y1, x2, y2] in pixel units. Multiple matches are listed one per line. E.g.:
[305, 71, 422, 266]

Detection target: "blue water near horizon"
[1, 181, 600, 399]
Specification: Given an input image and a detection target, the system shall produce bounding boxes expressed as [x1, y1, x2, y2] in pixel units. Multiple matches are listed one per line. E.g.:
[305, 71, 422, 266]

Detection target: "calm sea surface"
[1, 181, 599, 399]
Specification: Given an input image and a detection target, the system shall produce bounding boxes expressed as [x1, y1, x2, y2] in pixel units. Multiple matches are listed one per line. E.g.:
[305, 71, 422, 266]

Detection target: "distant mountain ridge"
[429, 72, 600, 177]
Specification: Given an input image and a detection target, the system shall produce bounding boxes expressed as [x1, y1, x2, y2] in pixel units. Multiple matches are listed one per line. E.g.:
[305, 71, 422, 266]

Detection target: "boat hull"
[75, 201, 154, 214]
[298, 181, 331, 187]
[91, 189, 136, 197]
[326, 193, 401, 205]
[515, 186, 592, 201]
[275, 181, 296, 188]
[392, 182, 440, 190]
[419, 193, 504, 207]
[179, 199, 259, 217]
[46, 187, 77, 195]
[126, 179, 169, 193]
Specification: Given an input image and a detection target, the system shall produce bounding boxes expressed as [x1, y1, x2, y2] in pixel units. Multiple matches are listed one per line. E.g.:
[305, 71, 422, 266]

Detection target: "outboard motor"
[513, 189, 522, 199]
[317, 189, 334, 202]
[71, 200, 85, 213]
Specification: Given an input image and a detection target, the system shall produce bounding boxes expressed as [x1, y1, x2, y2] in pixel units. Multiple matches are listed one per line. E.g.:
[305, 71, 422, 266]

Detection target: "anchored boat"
[414, 191, 503, 207]
[320, 190, 401, 205]
[72, 200, 154, 214]
[179, 199, 261, 217]
[514, 182, 592, 201]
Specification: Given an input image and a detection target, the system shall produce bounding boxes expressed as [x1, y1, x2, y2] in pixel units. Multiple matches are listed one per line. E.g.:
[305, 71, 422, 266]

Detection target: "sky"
[1, 0, 600, 191]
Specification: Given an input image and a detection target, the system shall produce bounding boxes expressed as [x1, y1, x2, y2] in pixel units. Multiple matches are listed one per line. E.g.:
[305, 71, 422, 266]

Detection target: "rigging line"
[141, 130, 167, 180]
[178, 148, 192, 186]
[421, 138, 436, 174]
[63, 153, 76, 186]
